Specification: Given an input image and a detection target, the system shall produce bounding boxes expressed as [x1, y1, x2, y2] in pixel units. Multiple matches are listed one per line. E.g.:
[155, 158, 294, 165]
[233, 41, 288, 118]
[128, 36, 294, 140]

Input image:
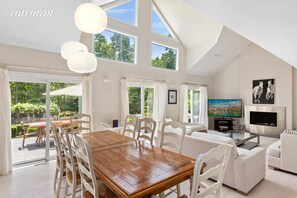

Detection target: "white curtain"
[179, 84, 188, 123]
[0, 66, 12, 175]
[153, 82, 167, 129]
[82, 74, 93, 131]
[120, 79, 129, 125]
[199, 86, 208, 127]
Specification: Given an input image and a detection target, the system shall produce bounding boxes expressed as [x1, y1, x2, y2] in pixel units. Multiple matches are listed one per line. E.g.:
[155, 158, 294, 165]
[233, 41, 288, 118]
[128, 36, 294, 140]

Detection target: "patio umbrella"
[44, 84, 82, 96]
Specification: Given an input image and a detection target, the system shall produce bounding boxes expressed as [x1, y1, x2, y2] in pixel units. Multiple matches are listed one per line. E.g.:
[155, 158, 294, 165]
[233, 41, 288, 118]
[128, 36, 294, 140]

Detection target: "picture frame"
[168, 90, 177, 104]
[252, 78, 275, 104]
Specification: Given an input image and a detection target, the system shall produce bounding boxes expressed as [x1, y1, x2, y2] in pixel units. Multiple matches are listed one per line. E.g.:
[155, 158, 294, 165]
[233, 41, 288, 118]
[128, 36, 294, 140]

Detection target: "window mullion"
[141, 86, 145, 118]
[190, 90, 194, 123]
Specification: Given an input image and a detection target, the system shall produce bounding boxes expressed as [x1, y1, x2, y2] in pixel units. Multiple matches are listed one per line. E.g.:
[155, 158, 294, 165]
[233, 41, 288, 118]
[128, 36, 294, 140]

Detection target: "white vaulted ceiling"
[0, 0, 292, 76]
[0, 0, 86, 52]
[188, 27, 251, 77]
[184, 0, 297, 68]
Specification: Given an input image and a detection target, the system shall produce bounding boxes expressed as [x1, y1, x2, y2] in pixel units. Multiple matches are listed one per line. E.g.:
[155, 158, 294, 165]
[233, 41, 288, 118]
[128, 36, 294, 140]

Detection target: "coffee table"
[229, 130, 260, 150]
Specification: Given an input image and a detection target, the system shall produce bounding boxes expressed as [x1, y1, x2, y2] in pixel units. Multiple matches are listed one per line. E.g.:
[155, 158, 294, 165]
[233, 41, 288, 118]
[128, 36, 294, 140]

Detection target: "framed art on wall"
[252, 78, 275, 104]
[168, 90, 177, 104]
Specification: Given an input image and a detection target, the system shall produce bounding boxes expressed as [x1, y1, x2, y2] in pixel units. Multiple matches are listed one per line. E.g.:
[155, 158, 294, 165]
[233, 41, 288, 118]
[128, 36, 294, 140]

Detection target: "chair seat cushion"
[267, 140, 281, 158]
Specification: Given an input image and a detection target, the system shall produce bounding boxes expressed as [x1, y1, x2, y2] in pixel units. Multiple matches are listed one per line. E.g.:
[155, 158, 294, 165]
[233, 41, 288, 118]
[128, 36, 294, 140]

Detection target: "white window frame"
[151, 4, 177, 40]
[188, 87, 201, 124]
[9, 71, 83, 164]
[105, 0, 138, 27]
[151, 42, 179, 71]
[127, 81, 154, 118]
[93, 28, 138, 65]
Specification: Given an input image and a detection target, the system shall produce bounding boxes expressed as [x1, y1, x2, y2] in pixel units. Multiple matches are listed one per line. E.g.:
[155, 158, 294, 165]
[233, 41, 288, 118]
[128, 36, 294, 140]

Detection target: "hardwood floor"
[1, 136, 296, 198]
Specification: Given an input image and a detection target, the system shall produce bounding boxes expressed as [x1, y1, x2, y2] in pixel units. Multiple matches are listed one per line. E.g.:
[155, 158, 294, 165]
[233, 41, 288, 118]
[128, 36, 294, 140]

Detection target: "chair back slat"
[70, 113, 91, 134]
[137, 118, 156, 145]
[160, 121, 186, 154]
[58, 127, 77, 181]
[123, 115, 138, 139]
[191, 144, 231, 198]
[50, 121, 63, 164]
[73, 134, 99, 198]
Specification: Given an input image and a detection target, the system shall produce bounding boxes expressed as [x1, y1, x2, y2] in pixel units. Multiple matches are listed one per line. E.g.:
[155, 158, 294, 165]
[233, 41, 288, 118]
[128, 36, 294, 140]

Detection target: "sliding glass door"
[10, 81, 47, 164]
[10, 72, 83, 165]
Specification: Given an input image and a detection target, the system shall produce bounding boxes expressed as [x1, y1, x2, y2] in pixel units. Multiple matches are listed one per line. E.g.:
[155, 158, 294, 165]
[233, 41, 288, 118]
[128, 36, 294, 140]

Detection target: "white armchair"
[181, 132, 266, 195]
[267, 129, 297, 174]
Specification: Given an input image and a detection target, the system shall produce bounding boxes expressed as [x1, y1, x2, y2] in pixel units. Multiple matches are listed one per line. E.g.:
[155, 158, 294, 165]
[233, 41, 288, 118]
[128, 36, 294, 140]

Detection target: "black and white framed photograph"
[252, 78, 275, 104]
[168, 90, 177, 104]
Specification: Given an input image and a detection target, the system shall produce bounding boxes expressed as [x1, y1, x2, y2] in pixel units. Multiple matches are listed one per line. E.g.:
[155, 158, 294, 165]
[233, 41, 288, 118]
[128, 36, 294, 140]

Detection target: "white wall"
[0, 0, 214, 131]
[85, 0, 214, 130]
[213, 58, 239, 98]
[0, 44, 68, 71]
[0, 43, 213, 131]
[292, 68, 297, 128]
[213, 45, 293, 129]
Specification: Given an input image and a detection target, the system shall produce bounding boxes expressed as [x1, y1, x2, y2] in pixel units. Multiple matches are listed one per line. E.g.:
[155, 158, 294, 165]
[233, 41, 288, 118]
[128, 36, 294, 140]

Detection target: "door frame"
[9, 71, 83, 164]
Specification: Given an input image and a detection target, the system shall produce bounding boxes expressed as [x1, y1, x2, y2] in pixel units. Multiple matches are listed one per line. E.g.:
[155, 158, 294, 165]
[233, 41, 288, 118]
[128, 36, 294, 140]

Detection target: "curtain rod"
[121, 76, 167, 83]
[182, 82, 207, 87]
[1, 63, 83, 76]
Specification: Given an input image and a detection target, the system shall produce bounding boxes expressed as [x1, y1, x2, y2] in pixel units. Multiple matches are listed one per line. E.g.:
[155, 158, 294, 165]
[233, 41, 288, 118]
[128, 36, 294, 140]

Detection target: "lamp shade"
[61, 41, 88, 60]
[67, 51, 97, 73]
[74, 3, 107, 34]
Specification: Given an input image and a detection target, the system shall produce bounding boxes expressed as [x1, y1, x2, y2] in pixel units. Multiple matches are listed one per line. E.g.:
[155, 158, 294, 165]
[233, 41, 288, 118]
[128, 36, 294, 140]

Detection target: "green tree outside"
[10, 82, 79, 124]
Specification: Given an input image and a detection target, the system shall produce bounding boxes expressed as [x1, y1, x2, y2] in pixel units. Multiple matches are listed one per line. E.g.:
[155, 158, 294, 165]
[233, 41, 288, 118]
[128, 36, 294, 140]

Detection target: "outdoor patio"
[11, 137, 56, 164]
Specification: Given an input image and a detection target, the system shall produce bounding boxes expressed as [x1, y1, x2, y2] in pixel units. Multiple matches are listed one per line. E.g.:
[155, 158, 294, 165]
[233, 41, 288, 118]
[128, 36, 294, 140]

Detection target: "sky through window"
[106, 0, 136, 25]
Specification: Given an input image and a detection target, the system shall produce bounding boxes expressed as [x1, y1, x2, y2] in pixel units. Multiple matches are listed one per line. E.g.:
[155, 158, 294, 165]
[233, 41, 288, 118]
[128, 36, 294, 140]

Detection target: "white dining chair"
[189, 144, 231, 198]
[72, 134, 117, 198]
[99, 122, 111, 130]
[159, 121, 186, 197]
[137, 117, 156, 145]
[59, 127, 80, 198]
[50, 121, 65, 198]
[123, 115, 138, 139]
[159, 121, 186, 154]
[70, 113, 91, 134]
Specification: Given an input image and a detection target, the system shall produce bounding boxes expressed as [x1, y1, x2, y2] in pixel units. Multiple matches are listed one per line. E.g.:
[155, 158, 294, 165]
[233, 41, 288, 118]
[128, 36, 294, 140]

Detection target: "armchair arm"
[234, 147, 266, 194]
[281, 133, 297, 173]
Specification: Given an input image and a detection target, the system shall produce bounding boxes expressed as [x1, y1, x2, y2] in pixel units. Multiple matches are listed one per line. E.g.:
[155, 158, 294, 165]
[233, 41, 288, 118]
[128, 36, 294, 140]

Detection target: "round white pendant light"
[67, 51, 97, 73]
[74, 3, 107, 34]
[61, 41, 88, 60]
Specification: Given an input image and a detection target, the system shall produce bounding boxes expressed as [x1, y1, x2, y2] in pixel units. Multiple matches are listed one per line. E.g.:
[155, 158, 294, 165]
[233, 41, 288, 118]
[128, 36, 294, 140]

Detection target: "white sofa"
[267, 129, 297, 174]
[163, 131, 266, 194]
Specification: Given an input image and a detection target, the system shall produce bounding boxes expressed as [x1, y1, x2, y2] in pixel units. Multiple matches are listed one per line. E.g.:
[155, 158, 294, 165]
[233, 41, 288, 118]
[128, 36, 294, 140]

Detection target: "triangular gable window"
[106, 0, 136, 26]
[151, 6, 175, 38]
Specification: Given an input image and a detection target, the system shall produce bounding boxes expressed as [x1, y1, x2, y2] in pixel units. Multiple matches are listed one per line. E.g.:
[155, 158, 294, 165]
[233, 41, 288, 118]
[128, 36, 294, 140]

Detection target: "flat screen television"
[208, 99, 242, 118]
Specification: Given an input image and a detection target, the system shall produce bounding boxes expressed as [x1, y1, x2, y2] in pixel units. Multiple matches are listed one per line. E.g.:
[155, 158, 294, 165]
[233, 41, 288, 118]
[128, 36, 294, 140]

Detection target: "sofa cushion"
[208, 129, 230, 137]
[184, 123, 208, 135]
[267, 140, 281, 158]
[192, 132, 238, 156]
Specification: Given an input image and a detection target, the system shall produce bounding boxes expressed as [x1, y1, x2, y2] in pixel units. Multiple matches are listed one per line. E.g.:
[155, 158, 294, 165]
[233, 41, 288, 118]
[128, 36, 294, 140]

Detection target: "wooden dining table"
[29, 120, 71, 143]
[82, 130, 195, 198]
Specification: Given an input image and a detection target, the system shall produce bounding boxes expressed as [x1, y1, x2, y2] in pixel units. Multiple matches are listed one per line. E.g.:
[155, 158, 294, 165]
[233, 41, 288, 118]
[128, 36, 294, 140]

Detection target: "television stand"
[214, 118, 234, 132]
